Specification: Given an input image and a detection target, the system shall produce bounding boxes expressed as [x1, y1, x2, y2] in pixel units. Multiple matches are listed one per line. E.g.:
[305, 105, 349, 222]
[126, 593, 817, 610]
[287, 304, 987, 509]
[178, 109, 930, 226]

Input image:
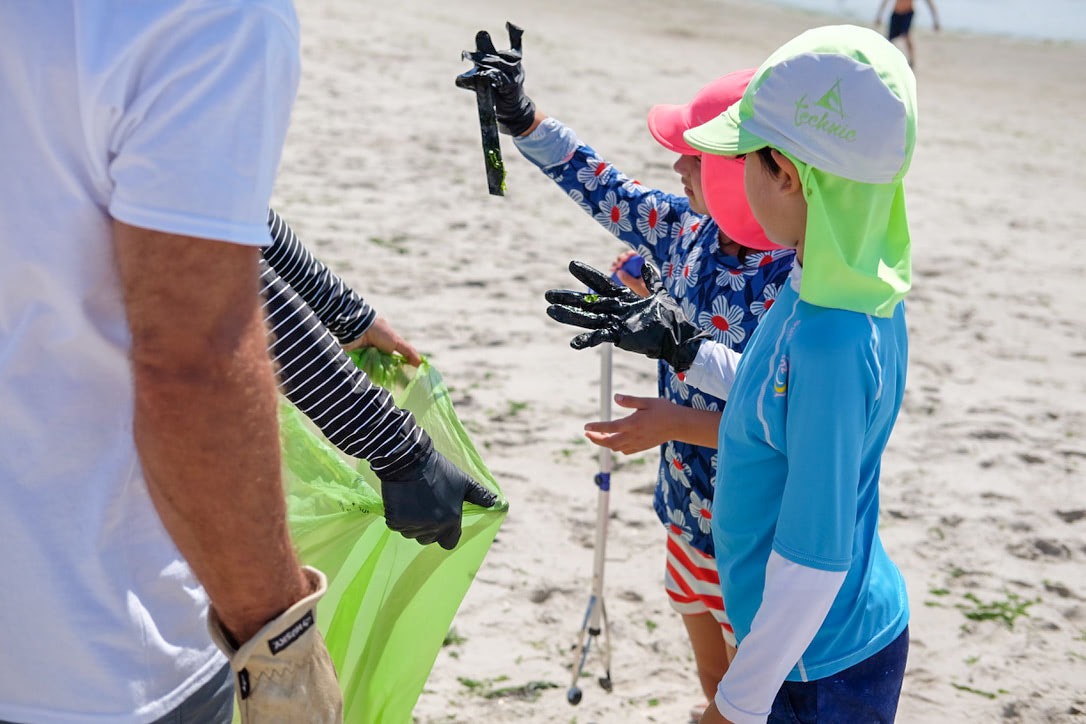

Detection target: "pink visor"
[646, 68, 782, 251]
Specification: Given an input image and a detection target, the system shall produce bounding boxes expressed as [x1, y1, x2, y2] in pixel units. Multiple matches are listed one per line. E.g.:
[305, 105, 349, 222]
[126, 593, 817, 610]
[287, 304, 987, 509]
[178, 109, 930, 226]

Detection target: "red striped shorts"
[664, 525, 736, 646]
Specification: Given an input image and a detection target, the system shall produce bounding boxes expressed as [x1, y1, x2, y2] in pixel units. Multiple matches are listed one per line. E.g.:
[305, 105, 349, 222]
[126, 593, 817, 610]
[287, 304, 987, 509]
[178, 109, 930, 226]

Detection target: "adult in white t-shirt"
[0, 3, 339, 722]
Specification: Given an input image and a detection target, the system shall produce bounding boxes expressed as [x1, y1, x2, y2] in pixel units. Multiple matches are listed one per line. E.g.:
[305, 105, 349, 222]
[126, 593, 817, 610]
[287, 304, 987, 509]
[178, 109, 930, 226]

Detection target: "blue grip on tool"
[611, 254, 644, 285]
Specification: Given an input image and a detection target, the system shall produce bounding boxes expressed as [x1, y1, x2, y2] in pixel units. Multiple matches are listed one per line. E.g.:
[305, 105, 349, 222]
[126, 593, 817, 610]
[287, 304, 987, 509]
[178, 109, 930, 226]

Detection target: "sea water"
[764, 0, 1086, 42]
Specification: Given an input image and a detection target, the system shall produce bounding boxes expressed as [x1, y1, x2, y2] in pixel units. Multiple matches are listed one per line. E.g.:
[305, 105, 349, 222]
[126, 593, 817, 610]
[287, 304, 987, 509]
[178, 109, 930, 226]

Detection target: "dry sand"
[272, 0, 1086, 720]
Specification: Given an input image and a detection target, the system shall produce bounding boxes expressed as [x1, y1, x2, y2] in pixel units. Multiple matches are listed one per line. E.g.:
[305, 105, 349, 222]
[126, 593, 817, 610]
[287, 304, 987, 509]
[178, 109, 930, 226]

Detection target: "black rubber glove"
[456, 22, 536, 136]
[378, 439, 498, 551]
[545, 260, 710, 373]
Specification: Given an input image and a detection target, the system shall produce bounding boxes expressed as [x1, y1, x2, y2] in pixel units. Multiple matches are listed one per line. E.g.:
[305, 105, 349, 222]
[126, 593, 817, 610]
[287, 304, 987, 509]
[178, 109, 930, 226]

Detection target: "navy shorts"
[769, 627, 909, 723]
[149, 663, 234, 724]
[888, 11, 914, 40]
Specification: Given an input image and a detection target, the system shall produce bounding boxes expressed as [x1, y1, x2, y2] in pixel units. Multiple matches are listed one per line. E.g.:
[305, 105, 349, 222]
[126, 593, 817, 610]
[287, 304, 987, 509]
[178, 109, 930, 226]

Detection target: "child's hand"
[610, 250, 649, 298]
[583, 394, 677, 454]
[545, 260, 708, 373]
[456, 22, 536, 136]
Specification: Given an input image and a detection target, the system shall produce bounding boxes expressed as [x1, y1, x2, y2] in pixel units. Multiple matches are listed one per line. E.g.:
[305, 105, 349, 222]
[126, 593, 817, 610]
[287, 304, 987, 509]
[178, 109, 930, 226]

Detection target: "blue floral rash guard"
[516, 118, 795, 556]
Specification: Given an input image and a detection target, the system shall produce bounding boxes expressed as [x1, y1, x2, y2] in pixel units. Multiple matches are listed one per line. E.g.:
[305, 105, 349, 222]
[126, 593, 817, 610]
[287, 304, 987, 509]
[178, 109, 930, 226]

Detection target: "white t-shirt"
[0, 2, 299, 722]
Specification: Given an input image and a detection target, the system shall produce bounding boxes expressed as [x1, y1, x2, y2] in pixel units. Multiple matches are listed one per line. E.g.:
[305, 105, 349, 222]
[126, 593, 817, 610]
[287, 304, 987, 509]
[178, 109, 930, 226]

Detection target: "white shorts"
[664, 525, 736, 646]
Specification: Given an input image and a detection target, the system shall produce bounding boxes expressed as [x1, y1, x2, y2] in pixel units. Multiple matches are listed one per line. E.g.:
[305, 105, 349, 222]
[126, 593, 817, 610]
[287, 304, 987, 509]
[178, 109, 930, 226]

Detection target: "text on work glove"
[207, 566, 342, 723]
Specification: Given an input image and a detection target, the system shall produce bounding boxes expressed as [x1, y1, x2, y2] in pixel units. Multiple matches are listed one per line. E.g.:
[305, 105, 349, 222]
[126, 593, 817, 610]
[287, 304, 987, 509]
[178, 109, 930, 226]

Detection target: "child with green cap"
[545, 24, 917, 723]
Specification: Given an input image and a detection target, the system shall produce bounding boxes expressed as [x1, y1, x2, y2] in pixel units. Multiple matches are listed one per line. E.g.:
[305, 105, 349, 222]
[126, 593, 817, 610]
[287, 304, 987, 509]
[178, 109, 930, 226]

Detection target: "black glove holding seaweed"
[456, 22, 536, 136]
[545, 261, 710, 373]
[379, 435, 498, 551]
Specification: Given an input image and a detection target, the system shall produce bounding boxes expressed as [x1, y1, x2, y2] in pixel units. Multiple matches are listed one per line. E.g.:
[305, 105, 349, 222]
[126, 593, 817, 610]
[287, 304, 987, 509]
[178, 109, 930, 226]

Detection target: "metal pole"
[567, 344, 615, 704]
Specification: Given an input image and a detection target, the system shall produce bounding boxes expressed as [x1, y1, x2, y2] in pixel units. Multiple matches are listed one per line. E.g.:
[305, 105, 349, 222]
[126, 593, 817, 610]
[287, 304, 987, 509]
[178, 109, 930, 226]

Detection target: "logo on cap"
[794, 78, 856, 143]
[814, 79, 844, 116]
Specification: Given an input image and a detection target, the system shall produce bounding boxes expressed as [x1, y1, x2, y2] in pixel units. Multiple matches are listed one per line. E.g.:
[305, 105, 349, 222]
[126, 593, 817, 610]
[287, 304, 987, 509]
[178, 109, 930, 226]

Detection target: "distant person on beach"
[458, 24, 794, 720]
[876, 0, 940, 66]
[547, 24, 916, 724]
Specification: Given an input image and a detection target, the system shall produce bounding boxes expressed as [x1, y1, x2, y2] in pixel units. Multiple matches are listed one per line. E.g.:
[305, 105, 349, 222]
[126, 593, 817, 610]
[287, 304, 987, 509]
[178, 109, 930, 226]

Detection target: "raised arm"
[459, 23, 693, 267]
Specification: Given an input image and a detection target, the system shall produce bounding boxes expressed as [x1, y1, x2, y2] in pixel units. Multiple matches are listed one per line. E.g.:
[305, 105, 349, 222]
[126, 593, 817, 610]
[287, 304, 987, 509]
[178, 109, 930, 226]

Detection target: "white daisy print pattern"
[672, 212, 701, 246]
[680, 298, 698, 327]
[663, 258, 683, 296]
[567, 188, 592, 215]
[716, 263, 755, 291]
[747, 249, 788, 270]
[636, 196, 671, 246]
[660, 257, 677, 284]
[620, 176, 643, 194]
[751, 282, 782, 320]
[668, 370, 689, 400]
[699, 296, 747, 347]
[576, 156, 614, 191]
[668, 509, 694, 543]
[688, 491, 713, 534]
[594, 190, 632, 235]
[689, 393, 718, 413]
[664, 443, 692, 488]
[670, 244, 701, 297]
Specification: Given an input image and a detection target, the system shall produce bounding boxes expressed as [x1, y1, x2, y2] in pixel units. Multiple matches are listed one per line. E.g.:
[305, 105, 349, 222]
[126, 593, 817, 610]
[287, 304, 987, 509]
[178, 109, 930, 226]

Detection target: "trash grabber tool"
[567, 342, 614, 705]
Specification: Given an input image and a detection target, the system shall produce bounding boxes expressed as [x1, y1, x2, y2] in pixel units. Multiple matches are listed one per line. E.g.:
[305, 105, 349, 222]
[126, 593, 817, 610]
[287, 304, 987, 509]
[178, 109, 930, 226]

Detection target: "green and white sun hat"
[685, 25, 917, 318]
[683, 24, 916, 184]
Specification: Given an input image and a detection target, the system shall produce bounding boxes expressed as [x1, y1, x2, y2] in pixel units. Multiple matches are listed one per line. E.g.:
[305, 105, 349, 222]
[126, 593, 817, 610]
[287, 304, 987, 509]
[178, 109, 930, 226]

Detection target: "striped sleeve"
[263, 208, 376, 345]
[260, 260, 427, 476]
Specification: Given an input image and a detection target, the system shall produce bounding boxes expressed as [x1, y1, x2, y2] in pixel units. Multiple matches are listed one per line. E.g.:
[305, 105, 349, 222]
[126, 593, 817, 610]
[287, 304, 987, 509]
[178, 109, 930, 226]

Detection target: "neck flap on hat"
[788, 152, 911, 318]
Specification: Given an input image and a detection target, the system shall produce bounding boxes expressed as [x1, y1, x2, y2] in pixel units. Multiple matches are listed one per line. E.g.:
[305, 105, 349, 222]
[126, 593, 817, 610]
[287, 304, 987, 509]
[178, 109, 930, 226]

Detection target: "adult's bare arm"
[113, 221, 310, 644]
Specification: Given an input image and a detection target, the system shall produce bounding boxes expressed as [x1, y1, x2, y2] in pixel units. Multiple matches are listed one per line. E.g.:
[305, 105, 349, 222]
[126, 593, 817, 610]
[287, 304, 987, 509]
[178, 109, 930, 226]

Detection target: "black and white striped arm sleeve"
[264, 208, 376, 345]
[260, 260, 427, 477]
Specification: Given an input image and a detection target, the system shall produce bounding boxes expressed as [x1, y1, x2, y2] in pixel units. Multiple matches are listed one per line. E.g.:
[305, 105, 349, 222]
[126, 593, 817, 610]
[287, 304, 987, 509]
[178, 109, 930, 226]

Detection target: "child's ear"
[770, 149, 803, 195]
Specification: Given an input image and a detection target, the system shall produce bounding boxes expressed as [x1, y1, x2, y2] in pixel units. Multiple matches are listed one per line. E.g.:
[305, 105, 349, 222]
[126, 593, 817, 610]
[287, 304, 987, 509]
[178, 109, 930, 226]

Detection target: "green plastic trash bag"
[273, 349, 507, 723]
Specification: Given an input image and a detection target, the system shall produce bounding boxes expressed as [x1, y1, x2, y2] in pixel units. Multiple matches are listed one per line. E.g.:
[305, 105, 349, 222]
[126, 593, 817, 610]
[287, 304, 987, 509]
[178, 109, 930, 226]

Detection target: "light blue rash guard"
[712, 267, 910, 682]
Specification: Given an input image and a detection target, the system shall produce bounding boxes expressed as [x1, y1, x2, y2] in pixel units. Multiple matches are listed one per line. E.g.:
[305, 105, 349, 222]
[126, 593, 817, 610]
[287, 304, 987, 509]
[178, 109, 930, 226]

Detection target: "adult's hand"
[208, 567, 341, 723]
[379, 444, 498, 550]
[545, 260, 709, 372]
[343, 315, 422, 366]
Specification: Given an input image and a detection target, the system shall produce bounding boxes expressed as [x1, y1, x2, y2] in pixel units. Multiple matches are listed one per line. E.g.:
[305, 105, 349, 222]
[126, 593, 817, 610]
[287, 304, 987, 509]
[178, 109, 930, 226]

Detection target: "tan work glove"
[207, 566, 343, 723]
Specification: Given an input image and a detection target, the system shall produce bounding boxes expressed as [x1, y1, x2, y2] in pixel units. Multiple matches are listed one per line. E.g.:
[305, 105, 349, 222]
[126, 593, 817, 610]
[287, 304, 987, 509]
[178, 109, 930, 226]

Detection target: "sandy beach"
[272, 0, 1086, 721]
